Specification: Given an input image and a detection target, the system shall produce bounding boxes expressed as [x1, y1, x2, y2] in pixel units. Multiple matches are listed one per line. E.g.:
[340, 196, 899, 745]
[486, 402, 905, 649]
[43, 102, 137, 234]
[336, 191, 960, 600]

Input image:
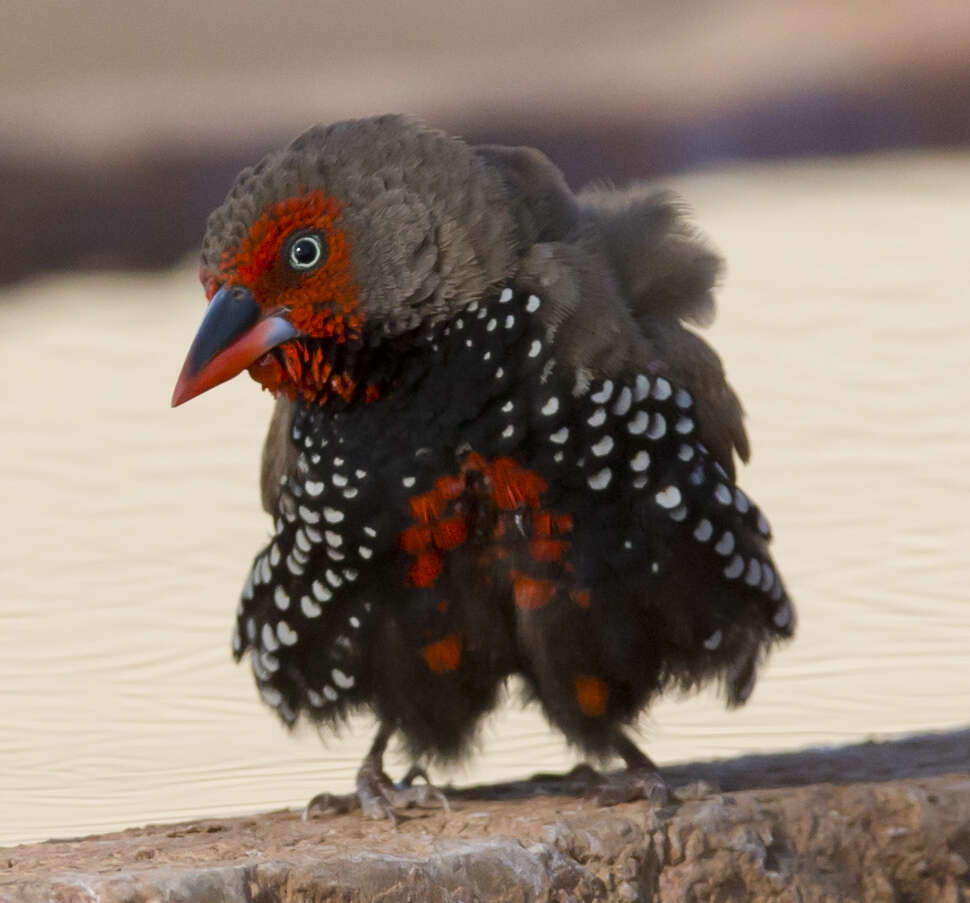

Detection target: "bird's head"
[172, 115, 521, 408]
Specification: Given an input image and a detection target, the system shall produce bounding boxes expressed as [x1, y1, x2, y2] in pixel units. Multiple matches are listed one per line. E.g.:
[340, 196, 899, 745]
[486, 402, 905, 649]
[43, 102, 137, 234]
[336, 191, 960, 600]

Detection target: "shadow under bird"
[172, 115, 794, 821]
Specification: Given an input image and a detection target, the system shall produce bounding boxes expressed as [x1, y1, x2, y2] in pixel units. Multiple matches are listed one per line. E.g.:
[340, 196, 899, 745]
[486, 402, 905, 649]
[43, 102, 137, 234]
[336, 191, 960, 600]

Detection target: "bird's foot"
[302, 761, 449, 825]
[590, 764, 670, 807]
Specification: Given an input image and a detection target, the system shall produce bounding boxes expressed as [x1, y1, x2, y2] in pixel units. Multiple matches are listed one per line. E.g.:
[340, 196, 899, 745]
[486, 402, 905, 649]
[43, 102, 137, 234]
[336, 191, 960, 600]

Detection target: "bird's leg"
[589, 731, 670, 807]
[303, 723, 449, 824]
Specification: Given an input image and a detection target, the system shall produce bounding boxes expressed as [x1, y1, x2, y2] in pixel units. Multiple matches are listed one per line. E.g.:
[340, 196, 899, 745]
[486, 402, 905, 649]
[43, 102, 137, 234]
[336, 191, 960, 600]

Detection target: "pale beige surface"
[2, 152, 968, 846]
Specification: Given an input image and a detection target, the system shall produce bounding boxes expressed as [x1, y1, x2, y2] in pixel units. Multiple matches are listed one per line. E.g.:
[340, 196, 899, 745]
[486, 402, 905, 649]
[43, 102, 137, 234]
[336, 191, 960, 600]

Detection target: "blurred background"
[2, 0, 969, 846]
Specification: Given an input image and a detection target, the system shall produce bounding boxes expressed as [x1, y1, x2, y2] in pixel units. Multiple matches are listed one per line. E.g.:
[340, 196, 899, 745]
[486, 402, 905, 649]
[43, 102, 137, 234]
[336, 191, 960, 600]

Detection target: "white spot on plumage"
[331, 473, 348, 488]
[630, 450, 650, 472]
[745, 559, 762, 587]
[358, 545, 372, 559]
[588, 468, 612, 490]
[332, 668, 355, 689]
[286, 555, 305, 576]
[714, 531, 735, 556]
[259, 556, 272, 582]
[627, 411, 648, 434]
[246, 618, 256, 641]
[613, 386, 632, 416]
[761, 563, 774, 593]
[678, 444, 695, 462]
[325, 569, 343, 588]
[553, 451, 565, 463]
[675, 388, 693, 409]
[322, 685, 338, 702]
[715, 484, 732, 505]
[455, 317, 464, 330]
[499, 287, 513, 303]
[675, 417, 694, 435]
[355, 469, 367, 479]
[757, 511, 771, 536]
[734, 489, 750, 513]
[260, 651, 279, 673]
[541, 397, 559, 416]
[402, 475, 416, 488]
[486, 318, 497, 332]
[689, 466, 704, 486]
[343, 568, 359, 582]
[495, 367, 505, 380]
[307, 689, 323, 707]
[502, 425, 515, 438]
[652, 377, 672, 400]
[632, 475, 648, 489]
[528, 339, 542, 358]
[301, 595, 322, 618]
[295, 529, 311, 552]
[291, 545, 309, 565]
[268, 545, 281, 567]
[260, 686, 283, 707]
[591, 380, 613, 403]
[591, 435, 614, 457]
[704, 630, 722, 651]
[773, 598, 792, 628]
[588, 407, 607, 427]
[670, 505, 688, 522]
[274, 586, 290, 610]
[232, 628, 242, 652]
[646, 413, 666, 440]
[242, 573, 254, 601]
[550, 427, 569, 444]
[634, 374, 650, 401]
[327, 548, 345, 562]
[298, 505, 319, 524]
[723, 555, 745, 579]
[311, 580, 332, 602]
[261, 623, 280, 652]
[342, 487, 358, 499]
[304, 526, 322, 544]
[363, 525, 377, 538]
[502, 400, 514, 413]
[325, 530, 343, 547]
[655, 485, 681, 508]
[526, 294, 541, 312]
[694, 519, 713, 542]
[276, 620, 298, 646]
[505, 314, 515, 329]
[349, 616, 361, 629]
[324, 507, 344, 524]
[305, 480, 324, 497]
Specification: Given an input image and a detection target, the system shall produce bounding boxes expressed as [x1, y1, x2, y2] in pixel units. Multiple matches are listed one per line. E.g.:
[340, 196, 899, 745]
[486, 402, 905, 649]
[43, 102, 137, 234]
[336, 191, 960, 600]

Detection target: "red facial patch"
[200, 191, 368, 405]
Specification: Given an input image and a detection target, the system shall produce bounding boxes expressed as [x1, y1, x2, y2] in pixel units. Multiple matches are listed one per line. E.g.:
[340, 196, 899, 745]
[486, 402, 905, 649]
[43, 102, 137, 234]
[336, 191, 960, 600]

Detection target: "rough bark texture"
[4, 730, 968, 903]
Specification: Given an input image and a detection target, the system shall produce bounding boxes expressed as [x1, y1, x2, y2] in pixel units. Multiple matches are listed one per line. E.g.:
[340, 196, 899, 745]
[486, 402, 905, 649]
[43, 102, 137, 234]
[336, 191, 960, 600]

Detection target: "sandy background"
[2, 0, 969, 848]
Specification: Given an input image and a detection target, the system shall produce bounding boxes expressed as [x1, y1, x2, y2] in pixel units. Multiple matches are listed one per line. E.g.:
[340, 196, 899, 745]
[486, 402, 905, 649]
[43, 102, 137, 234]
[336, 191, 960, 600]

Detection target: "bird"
[172, 114, 794, 821]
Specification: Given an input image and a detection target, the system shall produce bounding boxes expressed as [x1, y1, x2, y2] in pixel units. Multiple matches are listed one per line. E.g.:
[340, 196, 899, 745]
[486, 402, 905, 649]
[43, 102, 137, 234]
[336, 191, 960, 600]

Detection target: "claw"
[592, 765, 670, 807]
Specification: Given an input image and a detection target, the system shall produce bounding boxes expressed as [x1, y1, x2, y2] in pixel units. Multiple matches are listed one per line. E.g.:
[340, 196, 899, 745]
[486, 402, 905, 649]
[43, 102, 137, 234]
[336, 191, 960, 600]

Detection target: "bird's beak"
[171, 285, 301, 407]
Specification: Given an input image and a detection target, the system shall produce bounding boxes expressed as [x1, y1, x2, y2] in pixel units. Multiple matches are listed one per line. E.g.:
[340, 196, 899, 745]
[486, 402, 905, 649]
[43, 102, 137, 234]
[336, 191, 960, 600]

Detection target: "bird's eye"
[285, 232, 327, 271]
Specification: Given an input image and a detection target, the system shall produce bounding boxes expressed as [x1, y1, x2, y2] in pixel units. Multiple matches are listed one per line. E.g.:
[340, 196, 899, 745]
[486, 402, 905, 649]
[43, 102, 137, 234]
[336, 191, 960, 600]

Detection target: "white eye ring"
[287, 234, 325, 270]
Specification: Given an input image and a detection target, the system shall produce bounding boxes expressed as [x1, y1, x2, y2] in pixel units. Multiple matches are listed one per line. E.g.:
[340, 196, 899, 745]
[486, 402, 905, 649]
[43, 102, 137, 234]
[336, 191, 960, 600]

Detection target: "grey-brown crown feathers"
[207, 116, 750, 497]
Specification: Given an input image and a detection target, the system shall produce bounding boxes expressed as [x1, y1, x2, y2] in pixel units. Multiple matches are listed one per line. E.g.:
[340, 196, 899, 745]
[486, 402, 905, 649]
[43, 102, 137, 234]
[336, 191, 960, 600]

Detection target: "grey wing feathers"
[260, 396, 296, 514]
[520, 185, 750, 479]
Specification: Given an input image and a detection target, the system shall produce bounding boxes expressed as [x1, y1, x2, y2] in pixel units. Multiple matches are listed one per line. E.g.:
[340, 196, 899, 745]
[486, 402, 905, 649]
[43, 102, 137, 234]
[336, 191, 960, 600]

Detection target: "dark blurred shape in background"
[1, 0, 968, 286]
